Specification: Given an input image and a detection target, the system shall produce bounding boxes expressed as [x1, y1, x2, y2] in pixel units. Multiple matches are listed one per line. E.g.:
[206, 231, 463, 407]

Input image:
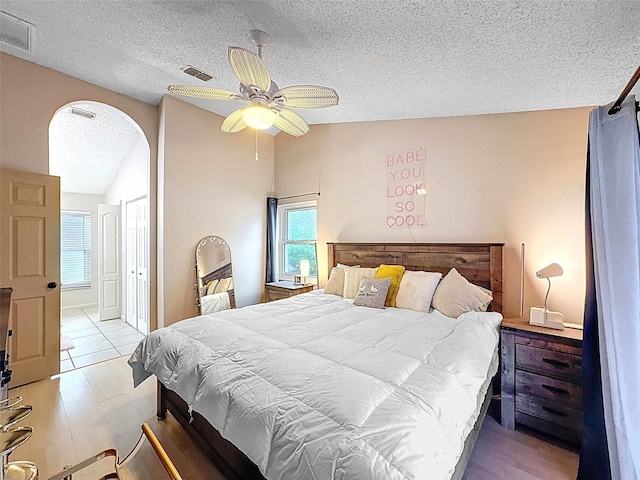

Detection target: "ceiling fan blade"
[228, 47, 271, 91]
[167, 85, 243, 101]
[274, 85, 339, 109]
[273, 108, 310, 137]
[221, 108, 248, 133]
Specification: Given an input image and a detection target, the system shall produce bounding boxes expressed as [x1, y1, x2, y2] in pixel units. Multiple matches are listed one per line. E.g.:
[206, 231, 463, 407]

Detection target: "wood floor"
[10, 355, 578, 479]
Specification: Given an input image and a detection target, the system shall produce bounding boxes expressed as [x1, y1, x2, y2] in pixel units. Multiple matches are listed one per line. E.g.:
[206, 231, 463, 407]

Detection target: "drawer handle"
[542, 405, 568, 417]
[542, 358, 570, 369]
[542, 384, 570, 396]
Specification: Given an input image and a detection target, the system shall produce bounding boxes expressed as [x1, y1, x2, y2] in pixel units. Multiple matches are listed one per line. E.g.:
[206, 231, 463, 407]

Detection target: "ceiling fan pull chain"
[255, 129, 259, 161]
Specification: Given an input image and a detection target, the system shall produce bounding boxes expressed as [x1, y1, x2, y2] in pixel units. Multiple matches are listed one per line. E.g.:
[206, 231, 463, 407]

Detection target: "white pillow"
[395, 270, 443, 312]
[343, 267, 378, 299]
[432, 268, 493, 318]
[324, 267, 346, 296]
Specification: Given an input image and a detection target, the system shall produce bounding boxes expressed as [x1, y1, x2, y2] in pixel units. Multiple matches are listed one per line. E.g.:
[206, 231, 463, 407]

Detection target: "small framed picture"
[293, 275, 303, 285]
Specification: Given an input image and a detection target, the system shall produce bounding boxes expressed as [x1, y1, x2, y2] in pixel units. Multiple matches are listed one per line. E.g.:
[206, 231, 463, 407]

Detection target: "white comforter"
[129, 291, 501, 480]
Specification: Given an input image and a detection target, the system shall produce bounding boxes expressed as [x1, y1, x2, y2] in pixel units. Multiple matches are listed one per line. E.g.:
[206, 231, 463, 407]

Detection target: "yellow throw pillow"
[376, 264, 406, 307]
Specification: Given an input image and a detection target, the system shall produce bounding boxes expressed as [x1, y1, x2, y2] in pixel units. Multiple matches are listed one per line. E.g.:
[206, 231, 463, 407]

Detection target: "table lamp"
[299, 259, 310, 285]
[530, 263, 564, 330]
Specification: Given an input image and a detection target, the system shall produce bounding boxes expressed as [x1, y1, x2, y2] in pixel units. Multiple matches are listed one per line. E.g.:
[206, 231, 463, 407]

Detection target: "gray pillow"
[353, 277, 392, 309]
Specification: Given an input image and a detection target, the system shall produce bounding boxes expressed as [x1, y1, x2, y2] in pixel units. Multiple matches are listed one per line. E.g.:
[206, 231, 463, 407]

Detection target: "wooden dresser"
[265, 281, 313, 302]
[501, 316, 583, 444]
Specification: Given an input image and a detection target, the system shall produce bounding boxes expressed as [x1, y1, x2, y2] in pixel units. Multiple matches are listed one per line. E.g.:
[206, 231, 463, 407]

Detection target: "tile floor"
[60, 306, 145, 373]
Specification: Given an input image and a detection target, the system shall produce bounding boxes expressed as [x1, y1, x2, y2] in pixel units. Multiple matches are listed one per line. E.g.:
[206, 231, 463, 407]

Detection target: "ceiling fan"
[167, 30, 339, 137]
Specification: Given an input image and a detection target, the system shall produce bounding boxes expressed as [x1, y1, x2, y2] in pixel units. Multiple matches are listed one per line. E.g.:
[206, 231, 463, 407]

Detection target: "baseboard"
[61, 303, 98, 311]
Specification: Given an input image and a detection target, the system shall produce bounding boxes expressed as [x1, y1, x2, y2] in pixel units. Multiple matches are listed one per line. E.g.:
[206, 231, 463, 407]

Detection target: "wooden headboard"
[327, 243, 504, 314]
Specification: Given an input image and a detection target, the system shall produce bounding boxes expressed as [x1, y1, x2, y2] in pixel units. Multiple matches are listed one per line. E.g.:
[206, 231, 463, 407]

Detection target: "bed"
[130, 242, 504, 480]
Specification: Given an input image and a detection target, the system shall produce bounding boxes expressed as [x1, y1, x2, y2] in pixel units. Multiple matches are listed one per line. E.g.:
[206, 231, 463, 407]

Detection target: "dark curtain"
[577, 141, 611, 480]
[266, 197, 278, 283]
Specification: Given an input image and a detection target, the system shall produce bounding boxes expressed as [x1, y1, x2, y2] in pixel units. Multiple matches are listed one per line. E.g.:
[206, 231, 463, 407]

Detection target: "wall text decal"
[385, 147, 427, 229]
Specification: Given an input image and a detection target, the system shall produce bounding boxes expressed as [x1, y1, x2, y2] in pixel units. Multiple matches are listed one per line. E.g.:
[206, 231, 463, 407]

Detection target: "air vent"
[182, 65, 214, 82]
[0, 11, 35, 53]
[69, 107, 96, 120]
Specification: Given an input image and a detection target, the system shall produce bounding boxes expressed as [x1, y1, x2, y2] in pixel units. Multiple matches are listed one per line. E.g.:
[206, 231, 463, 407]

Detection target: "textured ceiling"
[49, 102, 142, 194]
[1, 1, 639, 127]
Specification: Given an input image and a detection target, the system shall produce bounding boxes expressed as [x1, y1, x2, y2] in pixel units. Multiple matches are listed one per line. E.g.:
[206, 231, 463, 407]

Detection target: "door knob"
[47, 282, 58, 289]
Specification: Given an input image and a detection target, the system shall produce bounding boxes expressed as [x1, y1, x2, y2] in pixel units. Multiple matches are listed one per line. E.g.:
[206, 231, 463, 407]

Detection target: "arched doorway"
[49, 101, 150, 372]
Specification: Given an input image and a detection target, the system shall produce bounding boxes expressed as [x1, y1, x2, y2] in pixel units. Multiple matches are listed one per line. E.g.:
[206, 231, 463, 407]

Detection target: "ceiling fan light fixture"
[243, 105, 276, 130]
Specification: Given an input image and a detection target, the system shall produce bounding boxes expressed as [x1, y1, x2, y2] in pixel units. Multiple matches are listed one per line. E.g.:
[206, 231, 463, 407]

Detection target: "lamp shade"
[536, 263, 563, 279]
[299, 259, 310, 278]
[242, 105, 276, 129]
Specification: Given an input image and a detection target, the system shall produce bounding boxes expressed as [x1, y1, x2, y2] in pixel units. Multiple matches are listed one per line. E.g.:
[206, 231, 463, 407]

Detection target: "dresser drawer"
[515, 343, 582, 382]
[266, 290, 289, 302]
[516, 370, 582, 407]
[516, 393, 583, 431]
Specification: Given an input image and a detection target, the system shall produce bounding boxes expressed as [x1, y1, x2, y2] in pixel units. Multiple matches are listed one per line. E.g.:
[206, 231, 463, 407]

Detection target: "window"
[60, 211, 91, 290]
[278, 201, 317, 283]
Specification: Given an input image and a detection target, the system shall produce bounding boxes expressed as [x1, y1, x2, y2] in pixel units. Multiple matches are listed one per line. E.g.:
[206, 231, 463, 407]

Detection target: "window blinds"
[60, 211, 91, 290]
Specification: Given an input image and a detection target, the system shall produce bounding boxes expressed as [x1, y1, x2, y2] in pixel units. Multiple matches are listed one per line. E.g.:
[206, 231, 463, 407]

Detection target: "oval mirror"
[195, 236, 235, 314]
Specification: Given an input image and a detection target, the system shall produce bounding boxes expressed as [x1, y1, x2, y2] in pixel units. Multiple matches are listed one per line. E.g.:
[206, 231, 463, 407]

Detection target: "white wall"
[275, 107, 591, 324]
[104, 135, 149, 205]
[104, 134, 150, 324]
[60, 192, 104, 308]
[158, 95, 275, 326]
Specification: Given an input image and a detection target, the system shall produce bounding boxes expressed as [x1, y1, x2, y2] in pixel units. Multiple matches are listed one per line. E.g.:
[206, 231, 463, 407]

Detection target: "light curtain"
[585, 95, 640, 480]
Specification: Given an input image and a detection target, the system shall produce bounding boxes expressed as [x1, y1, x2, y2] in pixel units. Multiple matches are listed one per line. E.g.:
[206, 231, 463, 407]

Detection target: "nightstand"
[265, 281, 313, 302]
[501, 316, 583, 444]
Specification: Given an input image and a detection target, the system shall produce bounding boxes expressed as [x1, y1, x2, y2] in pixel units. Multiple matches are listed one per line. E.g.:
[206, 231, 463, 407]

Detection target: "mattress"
[129, 291, 502, 480]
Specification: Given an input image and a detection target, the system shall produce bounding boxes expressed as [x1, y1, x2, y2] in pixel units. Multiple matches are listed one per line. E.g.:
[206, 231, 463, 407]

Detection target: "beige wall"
[159, 95, 275, 326]
[60, 192, 104, 308]
[0, 52, 159, 330]
[275, 108, 590, 324]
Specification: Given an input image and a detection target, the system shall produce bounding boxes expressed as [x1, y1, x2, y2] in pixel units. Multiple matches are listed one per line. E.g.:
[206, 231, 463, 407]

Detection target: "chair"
[47, 423, 182, 480]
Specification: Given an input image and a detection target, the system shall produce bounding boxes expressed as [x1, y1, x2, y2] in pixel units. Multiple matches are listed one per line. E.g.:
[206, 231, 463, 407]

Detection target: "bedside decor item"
[529, 262, 564, 330]
[299, 259, 310, 285]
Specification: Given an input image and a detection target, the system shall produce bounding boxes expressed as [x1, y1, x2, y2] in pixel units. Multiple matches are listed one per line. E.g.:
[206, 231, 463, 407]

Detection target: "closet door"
[125, 200, 137, 329]
[135, 197, 149, 334]
[125, 196, 149, 334]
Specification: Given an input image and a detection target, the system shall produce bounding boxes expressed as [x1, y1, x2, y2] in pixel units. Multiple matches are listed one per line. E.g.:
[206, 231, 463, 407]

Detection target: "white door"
[98, 205, 121, 321]
[135, 197, 149, 334]
[0, 169, 60, 386]
[125, 202, 137, 328]
[125, 196, 148, 334]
